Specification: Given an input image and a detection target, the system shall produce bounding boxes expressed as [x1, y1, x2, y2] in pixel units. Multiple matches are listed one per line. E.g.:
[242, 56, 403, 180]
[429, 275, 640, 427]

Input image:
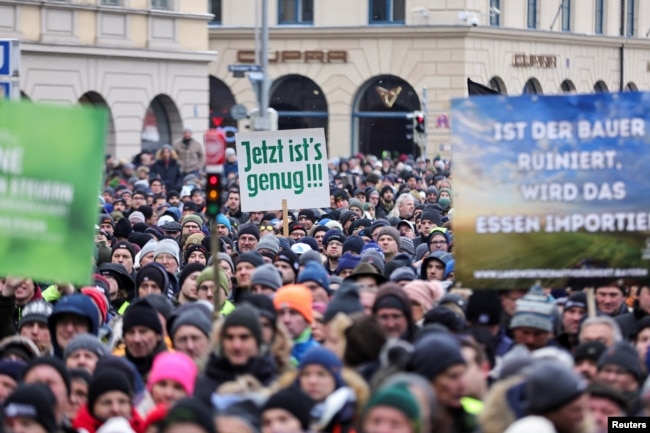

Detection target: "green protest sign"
[0, 100, 106, 285]
[235, 128, 330, 212]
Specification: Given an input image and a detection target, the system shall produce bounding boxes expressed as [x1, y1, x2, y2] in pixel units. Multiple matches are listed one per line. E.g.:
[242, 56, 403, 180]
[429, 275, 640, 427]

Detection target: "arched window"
[560, 79, 576, 93]
[625, 82, 638, 92]
[79, 91, 116, 155]
[141, 94, 182, 153]
[352, 75, 420, 158]
[489, 76, 507, 94]
[270, 74, 328, 138]
[593, 80, 609, 93]
[523, 78, 543, 94]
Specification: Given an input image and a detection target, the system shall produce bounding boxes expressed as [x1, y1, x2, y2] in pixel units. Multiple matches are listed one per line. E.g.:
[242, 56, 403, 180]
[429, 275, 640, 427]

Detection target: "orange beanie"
[274, 284, 314, 323]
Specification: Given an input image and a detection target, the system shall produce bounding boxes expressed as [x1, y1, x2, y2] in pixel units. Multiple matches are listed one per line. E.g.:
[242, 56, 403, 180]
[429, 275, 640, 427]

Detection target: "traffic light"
[205, 171, 222, 218]
[405, 115, 414, 141]
[414, 111, 426, 133]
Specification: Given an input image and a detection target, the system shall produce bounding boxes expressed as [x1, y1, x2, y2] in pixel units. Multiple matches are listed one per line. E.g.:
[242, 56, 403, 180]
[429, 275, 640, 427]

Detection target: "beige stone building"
[208, 0, 650, 159]
[0, 0, 214, 158]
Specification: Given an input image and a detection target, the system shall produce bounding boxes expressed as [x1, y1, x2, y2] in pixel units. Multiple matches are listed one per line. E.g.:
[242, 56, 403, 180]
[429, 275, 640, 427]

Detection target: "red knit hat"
[274, 284, 314, 323]
[81, 287, 108, 324]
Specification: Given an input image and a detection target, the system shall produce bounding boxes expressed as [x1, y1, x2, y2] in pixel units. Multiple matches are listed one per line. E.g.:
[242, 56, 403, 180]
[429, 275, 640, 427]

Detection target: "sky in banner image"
[451, 92, 650, 289]
[235, 128, 330, 212]
[0, 100, 106, 285]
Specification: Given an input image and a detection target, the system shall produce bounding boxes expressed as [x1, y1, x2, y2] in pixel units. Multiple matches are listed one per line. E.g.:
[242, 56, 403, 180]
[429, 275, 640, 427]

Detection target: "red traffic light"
[208, 175, 218, 186]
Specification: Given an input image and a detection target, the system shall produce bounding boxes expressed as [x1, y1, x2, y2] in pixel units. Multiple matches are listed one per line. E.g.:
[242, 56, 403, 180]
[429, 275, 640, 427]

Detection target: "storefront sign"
[512, 54, 557, 68]
[237, 50, 348, 64]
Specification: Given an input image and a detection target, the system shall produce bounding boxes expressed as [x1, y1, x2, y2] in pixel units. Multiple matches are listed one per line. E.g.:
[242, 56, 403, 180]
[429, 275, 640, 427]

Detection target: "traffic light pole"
[205, 171, 223, 322]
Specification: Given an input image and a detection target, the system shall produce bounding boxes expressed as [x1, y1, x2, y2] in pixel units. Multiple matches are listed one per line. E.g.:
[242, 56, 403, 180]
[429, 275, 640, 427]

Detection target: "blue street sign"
[0, 81, 12, 99]
[0, 39, 19, 77]
[228, 64, 262, 73]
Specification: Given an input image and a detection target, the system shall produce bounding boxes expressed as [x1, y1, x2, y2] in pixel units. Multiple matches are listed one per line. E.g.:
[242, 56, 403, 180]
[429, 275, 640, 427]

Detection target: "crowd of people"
[0, 131, 648, 433]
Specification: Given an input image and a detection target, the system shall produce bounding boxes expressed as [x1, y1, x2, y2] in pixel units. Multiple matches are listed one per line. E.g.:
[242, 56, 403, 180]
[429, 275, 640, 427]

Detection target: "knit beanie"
[403, 280, 435, 311]
[598, 342, 644, 382]
[114, 218, 133, 238]
[123, 298, 163, 335]
[138, 240, 158, 265]
[170, 310, 212, 340]
[4, 383, 58, 433]
[574, 341, 607, 364]
[63, 333, 108, 360]
[299, 250, 323, 266]
[334, 253, 361, 276]
[420, 209, 442, 226]
[88, 369, 133, 414]
[360, 249, 385, 274]
[323, 229, 346, 246]
[0, 361, 25, 383]
[349, 198, 364, 212]
[323, 280, 364, 323]
[377, 226, 400, 245]
[256, 236, 280, 254]
[525, 362, 587, 414]
[251, 264, 283, 291]
[564, 292, 587, 312]
[112, 240, 137, 262]
[399, 237, 415, 256]
[221, 306, 263, 347]
[510, 285, 555, 333]
[297, 261, 330, 293]
[342, 236, 364, 255]
[298, 347, 344, 388]
[23, 356, 71, 395]
[262, 387, 315, 432]
[235, 252, 265, 268]
[161, 398, 216, 433]
[195, 267, 230, 298]
[80, 287, 109, 324]
[363, 383, 421, 433]
[217, 252, 235, 273]
[407, 332, 466, 380]
[422, 306, 466, 332]
[18, 300, 53, 330]
[390, 267, 417, 283]
[274, 284, 314, 323]
[145, 294, 175, 321]
[465, 290, 502, 326]
[184, 244, 208, 264]
[147, 352, 198, 395]
[274, 248, 300, 275]
[372, 285, 412, 318]
[238, 294, 278, 328]
[238, 223, 260, 241]
[154, 239, 181, 265]
[181, 214, 203, 229]
[216, 214, 232, 232]
[178, 263, 206, 288]
[136, 263, 168, 293]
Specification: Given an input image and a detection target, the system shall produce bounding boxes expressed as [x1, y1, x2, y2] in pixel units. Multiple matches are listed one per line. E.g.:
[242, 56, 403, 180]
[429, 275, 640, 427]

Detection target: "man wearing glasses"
[428, 227, 452, 253]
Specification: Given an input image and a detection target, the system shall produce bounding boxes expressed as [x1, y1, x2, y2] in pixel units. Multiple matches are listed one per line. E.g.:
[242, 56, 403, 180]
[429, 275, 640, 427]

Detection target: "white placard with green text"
[235, 128, 330, 212]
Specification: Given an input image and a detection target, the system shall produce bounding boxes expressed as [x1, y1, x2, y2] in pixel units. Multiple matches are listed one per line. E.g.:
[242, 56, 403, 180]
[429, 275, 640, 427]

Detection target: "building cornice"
[209, 24, 650, 48]
[0, 0, 212, 21]
[21, 42, 217, 63]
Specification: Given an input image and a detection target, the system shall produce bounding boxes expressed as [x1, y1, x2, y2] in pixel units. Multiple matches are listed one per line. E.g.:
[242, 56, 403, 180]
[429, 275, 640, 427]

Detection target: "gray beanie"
[399, 237, 415, 256]
[377, 227, 400, 245]
[250, 263, 283, 291]
[390, 267, 417, 283]
[525, 362, 586, 414]
[63, 333, 107, 360]
[360, 250, 385, 275]
[154, 239, 180, 264]
[138, 240, 158, 266]
[217, 252, 234, 273]
[299, 250, 323, 266]
[256, 235, 280, 254]
[426, 186, 439, 196]
[170, 310, 212, 339]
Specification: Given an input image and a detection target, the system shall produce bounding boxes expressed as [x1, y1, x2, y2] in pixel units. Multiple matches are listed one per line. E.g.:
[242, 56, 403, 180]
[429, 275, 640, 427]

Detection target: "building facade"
[208, 0, 650, 159]
[0, 0, 214, 158]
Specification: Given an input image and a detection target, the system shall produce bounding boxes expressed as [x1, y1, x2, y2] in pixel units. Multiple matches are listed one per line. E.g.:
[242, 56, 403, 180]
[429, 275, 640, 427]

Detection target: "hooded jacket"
[48, 294, 100, 358]
[73, 402, 145, 433]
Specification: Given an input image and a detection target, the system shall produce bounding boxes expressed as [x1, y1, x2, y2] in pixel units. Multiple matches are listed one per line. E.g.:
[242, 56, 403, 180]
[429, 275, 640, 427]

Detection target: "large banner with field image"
[451, 92, 650, 289]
